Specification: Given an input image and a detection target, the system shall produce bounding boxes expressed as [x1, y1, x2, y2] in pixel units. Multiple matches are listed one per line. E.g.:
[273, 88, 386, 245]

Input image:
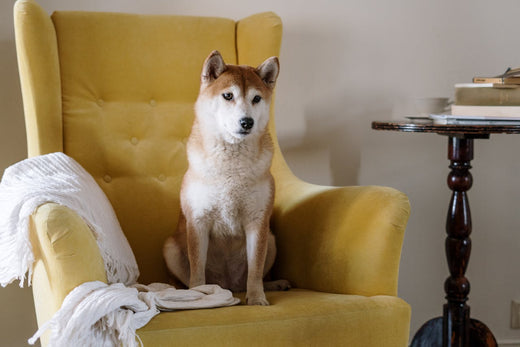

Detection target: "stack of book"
[431, 67, 520, 125]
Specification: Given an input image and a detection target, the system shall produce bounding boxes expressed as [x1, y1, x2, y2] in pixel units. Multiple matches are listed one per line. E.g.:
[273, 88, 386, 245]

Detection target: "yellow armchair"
[14, 0, 411, 345]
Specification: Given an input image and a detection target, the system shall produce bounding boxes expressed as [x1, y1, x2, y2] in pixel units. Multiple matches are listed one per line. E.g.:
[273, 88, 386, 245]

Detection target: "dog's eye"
[252, 95, 262, 104]
[222, 93, 233, 101]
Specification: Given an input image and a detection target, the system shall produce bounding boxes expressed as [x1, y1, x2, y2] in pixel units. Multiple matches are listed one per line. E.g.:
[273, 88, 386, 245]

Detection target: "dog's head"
[195, 51, 279, 144]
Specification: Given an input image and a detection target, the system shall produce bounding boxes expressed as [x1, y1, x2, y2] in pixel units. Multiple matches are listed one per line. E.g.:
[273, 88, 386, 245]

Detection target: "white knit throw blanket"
[0, 152, 240, 346]
[0, 152, 138, 286]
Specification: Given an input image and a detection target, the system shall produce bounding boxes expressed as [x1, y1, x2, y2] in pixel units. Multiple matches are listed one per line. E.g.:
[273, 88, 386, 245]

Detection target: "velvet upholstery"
[14, 0, 412, 345]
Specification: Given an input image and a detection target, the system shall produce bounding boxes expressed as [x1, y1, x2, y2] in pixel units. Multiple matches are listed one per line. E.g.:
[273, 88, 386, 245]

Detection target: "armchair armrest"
[272, 176, 410, 297]
[30, 203, 107, 336]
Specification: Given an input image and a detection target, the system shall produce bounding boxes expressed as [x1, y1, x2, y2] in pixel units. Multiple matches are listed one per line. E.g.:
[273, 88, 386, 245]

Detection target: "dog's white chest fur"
[183, 138, 273, 239]
[181, 137, 273, 291]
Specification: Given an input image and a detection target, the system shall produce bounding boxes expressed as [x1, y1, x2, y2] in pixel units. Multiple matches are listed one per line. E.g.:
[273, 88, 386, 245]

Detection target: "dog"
[163, 51, 290, 305]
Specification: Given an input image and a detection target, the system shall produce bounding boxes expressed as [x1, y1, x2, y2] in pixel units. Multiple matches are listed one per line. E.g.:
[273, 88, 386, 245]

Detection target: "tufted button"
[158, 174, 166, 182]
[97, 99, 105, 107]
[103, 175, 112, 183]
[130, 137, 139, 145]
[149, 99, 157, 107]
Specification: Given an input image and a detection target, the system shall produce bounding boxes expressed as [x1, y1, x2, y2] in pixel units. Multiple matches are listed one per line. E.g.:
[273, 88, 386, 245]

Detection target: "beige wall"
[2, 0, 520, 345]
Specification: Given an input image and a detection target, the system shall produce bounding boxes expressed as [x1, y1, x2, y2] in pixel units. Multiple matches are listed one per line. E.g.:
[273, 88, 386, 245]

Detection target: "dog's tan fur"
[163, 51, 289, 305]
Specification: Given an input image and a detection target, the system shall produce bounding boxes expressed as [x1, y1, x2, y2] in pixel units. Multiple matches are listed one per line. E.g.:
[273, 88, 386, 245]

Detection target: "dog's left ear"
[256, 57, 279, 89]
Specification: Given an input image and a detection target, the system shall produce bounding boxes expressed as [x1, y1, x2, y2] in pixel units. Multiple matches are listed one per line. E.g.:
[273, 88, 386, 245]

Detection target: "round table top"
[372, 119, 520, 138]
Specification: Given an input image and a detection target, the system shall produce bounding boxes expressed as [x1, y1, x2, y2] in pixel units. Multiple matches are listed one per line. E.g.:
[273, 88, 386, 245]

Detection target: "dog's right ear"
[201, 50, 226, 83]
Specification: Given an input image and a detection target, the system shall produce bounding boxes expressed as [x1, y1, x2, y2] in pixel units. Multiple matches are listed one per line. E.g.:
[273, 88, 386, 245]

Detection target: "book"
[473, 66, 520, 85]
[455, 83, 520, 106]
[430, 114, 520, 125]
[473, 76, 520, 84]
[451, 105, 520, 118]
[473, 77, 503, 84]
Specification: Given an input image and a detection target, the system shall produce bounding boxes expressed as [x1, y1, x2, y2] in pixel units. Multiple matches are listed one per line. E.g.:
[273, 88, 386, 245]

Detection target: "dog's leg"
[262, 233, 291, 291]
[263, 232, 277, 277]
[245, 223, 270, 305]
[186, 218, 210, 288]
[163, 235, 190, 287]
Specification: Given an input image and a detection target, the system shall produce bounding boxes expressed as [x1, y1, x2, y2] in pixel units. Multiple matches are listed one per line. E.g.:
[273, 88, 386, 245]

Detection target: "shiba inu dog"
[163, 51, 289, 305]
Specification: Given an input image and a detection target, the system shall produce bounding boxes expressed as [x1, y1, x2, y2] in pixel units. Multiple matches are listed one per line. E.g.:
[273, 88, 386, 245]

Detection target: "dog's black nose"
[240, 117, 254, 130]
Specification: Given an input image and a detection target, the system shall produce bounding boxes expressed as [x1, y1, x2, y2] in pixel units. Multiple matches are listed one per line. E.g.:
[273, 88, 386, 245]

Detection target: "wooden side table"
[372, 120, 520, 347]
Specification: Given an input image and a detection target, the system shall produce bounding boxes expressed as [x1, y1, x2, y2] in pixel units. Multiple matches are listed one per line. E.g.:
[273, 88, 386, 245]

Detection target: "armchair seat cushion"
[137, 289, 411, 346]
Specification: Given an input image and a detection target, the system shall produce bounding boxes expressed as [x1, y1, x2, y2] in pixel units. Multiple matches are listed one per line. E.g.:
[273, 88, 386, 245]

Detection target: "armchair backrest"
[14, 0, 284, 283]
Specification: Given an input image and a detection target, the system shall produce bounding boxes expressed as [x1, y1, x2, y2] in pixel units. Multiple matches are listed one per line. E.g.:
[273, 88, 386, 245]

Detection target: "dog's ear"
[201, 50, 226, 83]
[256, 57, 279, 89]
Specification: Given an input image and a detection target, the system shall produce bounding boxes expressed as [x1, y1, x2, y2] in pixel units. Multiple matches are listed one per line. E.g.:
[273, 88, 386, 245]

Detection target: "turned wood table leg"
[444, 136, 473, 346]
[411, 136, 497, 347]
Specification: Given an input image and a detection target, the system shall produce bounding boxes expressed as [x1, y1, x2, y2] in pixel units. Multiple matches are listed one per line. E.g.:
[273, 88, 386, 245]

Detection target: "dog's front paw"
[246, 293, 269, 306]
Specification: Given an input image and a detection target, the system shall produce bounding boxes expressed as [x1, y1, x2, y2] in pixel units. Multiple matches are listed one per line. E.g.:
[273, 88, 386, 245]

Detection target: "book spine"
[504, 77, 520, 85]
[472, 77, 520, 84]
[473, 77, 503, 83]
[455, 87, 520, 106]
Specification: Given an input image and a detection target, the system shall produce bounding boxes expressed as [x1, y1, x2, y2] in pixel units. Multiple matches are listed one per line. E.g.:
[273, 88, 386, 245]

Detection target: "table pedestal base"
[411, 316, 496, 347]
[410, 136, 497, 347]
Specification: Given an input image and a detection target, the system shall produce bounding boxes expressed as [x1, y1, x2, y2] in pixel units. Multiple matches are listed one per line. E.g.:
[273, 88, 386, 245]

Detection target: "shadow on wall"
[303, 91, 395, 187]
[302, 99, 361, 187]
[279, 90, 395, 187]
[275, 25, 395, 187]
